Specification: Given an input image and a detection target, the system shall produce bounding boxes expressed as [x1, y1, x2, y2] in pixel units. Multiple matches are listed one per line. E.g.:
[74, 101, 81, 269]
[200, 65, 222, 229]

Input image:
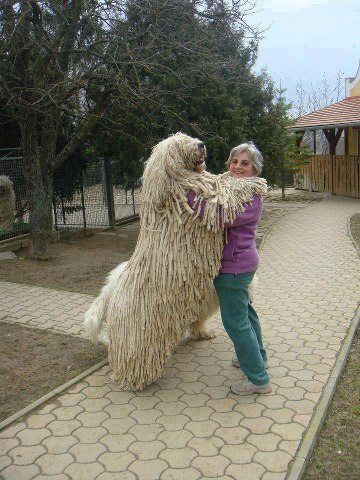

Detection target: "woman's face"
[229, 151, 257, 179]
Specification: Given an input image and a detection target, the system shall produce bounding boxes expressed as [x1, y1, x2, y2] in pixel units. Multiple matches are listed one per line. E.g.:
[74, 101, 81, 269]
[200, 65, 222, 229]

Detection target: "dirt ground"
[0, 322, 106, 422]
[0, 188, 323, 296]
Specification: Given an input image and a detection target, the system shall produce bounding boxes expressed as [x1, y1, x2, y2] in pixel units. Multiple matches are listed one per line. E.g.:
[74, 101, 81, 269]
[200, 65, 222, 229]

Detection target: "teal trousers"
[213, 272, 269, 386]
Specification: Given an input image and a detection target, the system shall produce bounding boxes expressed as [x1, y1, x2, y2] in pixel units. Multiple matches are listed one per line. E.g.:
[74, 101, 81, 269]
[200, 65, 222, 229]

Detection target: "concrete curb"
[286, 213, 360, 480]
[0, 358, 108, 432]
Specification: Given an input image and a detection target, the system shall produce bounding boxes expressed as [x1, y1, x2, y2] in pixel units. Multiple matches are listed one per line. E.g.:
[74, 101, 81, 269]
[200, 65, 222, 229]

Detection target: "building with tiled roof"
[291, 62, 360, 155]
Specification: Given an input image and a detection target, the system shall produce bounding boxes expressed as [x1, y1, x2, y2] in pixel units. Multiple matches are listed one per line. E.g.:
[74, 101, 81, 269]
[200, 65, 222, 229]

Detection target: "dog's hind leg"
[189, 287, 218, 340]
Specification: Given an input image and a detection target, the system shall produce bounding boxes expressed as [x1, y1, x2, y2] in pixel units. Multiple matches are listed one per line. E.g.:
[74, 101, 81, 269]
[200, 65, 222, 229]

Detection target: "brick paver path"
[1, 196, 359, 480]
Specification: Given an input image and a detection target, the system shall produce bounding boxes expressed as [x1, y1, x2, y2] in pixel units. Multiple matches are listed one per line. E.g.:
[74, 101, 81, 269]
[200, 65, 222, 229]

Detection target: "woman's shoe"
[230, 380, 272, 396]
[232, 356, 268, 369]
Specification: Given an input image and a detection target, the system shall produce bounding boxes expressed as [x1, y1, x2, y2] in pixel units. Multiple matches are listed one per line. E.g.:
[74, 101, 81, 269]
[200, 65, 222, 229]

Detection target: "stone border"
[0, 358, 108, 432]
[286, 213, 360, 480]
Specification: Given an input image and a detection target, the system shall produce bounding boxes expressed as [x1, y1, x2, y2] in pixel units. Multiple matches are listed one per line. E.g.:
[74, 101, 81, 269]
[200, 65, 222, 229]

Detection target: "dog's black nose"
[198, 142, 205, 150]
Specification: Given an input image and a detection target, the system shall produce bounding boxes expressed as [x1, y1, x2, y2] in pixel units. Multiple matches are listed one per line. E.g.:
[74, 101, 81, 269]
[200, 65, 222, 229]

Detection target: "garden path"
[0, 195, 359, 480]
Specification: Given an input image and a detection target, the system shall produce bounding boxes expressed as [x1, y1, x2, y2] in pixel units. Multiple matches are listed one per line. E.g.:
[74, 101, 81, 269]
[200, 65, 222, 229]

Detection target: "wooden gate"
[294, 155, 360, 199]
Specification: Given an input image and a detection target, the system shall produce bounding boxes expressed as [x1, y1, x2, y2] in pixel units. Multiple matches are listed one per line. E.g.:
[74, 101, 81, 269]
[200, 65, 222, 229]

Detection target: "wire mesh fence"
[0, 149, 140, 243]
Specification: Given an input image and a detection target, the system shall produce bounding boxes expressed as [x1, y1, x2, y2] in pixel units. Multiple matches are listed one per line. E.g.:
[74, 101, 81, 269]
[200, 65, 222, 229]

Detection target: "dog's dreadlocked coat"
[84, 133, 267, 390]
[0, 175, 15, 230]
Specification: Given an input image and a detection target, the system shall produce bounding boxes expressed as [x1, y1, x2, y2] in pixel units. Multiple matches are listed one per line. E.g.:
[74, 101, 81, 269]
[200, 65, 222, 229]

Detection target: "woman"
[193, 143, 270, 394]
[214, 143, 271, 395]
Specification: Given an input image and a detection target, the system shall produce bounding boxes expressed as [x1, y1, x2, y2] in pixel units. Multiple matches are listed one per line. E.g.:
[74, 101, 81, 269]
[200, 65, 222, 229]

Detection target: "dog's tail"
[84, 261, 128, 342]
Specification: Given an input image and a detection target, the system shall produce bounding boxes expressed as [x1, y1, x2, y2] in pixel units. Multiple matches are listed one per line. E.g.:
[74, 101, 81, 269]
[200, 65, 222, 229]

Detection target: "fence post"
[80, 172, 87, 231]
[103, 158, 116, 229]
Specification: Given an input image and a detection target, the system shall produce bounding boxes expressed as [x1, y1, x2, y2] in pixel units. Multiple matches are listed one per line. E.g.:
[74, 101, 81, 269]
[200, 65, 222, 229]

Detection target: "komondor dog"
[84, 133, 267, 390]
[0, 175, 15, 230]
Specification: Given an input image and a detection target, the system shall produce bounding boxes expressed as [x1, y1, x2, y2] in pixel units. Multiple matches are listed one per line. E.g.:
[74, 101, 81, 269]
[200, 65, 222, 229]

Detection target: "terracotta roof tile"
[291, 96, 360, 130]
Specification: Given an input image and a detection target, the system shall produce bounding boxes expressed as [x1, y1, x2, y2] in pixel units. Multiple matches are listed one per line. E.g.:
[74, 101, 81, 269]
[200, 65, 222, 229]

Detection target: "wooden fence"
[294, 155, 360, 199]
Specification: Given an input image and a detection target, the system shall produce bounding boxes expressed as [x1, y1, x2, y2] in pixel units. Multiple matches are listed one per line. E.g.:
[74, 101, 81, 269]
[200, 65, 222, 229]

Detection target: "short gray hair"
[226, 142, 263, 175]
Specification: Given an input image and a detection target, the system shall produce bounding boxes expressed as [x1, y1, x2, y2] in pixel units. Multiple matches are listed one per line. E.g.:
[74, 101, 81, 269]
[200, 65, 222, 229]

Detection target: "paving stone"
[263, 408, 295, 424]
[271, 422, 305, 441]
[160, 467, 201, 480]
[26, 414, 56, 429]
[33, 475, 69, 480]
[130, 408, 162, 424]
[279, 440, 300, 456]
[129, 440, 166, 460]
[220, 443, 257, 463]
[8, 445, 46, 465]
[69, 442, 107, 462]
[210, 411, 244, 427]
[64, 461, 104, 480]
[191, 455, 230, 477]
[105, 391, 135, 404]
[155, 389, 184, 402]
[129, 423, 164, 441]
[206, 398, 238, 412]
[159, 447, 197, 468]
[47, 419, 81, 436]
[0, 437, 18, 455]
[0, 464, 40, 480]
[41, 435, 78, 454]
[187, 437, 223, 456]
[100, 433, 136, 452]
[97, 473, 136, 480]
[0, 455, 11, 470]
[155, 401, 187, 415]
[98, 451, 136, 471]
[240, 417, 274, 434]
[129, 396, 160, 410]
[76, 411, 109, 427]
[182, 406, 214, 421]
[234, 402, 265, 417]
[58, 392, 86, 406]
[157, 414, 190, 430]
[226, 463, 266, 480]
[179, 393, 210, 407]
[254, 450, 293, 473]
[16, 428, 51, 446]
[284, 400, 315, 415]
[73, 426, 107, 443]
[185, 420, 219, 437]
[35, 453, 73, 475]
[157, 430, 193, 448]
[52, 406, 84, 420]
[215, 426, 249, 444]
[262, 473, 287, 480]
[248, 433, 282, 452]
[128, 459, 168, 480]
[257, 395, 287, 409]
[101, 417, 136, 434]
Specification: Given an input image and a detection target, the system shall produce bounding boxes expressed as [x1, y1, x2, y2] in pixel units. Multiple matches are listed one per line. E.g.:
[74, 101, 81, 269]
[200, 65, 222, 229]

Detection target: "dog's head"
[150, 132, 207, 174]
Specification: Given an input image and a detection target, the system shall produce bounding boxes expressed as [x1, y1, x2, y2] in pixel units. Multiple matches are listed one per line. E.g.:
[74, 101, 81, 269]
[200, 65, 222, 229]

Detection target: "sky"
[250, 0, 360, 110]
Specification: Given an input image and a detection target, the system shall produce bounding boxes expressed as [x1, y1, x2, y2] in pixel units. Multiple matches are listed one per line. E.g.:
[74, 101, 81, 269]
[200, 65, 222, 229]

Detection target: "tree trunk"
[21, 109, 54, 260]
[281, 161, 286, 201]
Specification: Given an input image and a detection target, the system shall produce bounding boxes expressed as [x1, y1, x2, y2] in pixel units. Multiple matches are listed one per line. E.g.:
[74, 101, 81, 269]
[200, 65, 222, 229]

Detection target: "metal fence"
[0, 149, 140, 242]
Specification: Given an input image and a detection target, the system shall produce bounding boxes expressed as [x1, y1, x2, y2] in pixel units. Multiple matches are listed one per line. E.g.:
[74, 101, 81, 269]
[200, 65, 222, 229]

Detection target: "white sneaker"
[232, 356, 268, 369]
[231, 380, 272, 396]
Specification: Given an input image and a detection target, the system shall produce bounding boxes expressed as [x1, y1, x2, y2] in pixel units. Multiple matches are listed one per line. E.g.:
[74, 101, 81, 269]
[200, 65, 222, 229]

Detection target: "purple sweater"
[187, 191, 262, 274]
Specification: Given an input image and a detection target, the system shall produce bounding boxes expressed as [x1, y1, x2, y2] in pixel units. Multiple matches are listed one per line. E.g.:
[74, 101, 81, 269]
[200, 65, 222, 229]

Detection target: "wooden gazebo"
[290, 93, 360, 199]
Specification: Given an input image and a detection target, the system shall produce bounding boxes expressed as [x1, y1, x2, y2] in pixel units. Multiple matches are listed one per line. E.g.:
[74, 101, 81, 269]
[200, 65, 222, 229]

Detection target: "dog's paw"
[193, 329, 216, 341]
